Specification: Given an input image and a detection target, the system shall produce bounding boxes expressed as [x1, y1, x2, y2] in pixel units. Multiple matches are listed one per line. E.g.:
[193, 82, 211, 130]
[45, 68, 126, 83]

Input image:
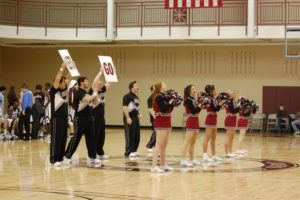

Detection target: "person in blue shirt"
[0, 86, 6, 111]
[18, 83, 33, 140]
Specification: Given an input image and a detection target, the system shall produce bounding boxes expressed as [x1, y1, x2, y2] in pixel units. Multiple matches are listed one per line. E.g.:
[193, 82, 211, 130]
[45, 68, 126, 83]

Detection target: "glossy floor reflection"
[0, 129, 300, 200]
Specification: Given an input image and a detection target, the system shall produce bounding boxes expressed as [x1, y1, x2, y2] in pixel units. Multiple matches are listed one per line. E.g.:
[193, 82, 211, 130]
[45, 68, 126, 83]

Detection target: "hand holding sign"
[98, 56, 118, 82]
[58, 49, 80, 77]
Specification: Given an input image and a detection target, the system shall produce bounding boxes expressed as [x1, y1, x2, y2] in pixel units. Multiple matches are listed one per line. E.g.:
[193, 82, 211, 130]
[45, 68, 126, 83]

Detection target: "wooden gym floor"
[0, 129, 299, 200]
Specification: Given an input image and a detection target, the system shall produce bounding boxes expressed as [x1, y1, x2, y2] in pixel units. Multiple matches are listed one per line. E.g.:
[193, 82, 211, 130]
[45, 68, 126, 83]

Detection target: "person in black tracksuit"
[146, 85, 156, 150]
[49, 62, 71, 165]
[90, 80, 110, 160]
[64, 74, 101, 165]
[122, 81, 140, 157]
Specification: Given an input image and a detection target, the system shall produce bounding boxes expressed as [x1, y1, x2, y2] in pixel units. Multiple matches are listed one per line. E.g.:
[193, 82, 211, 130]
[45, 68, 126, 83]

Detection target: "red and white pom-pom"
[216, 92, 230, 105]
[166, 89, 183, 107]
[196, 92, 211, 109]
[251, 100, 259, 114]
[237, 96, 252, 114]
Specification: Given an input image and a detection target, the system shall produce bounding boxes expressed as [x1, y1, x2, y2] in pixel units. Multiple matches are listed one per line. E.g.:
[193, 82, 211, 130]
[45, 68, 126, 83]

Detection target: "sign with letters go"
[98, 56, 118, 82]
[58, 49, 80, 77]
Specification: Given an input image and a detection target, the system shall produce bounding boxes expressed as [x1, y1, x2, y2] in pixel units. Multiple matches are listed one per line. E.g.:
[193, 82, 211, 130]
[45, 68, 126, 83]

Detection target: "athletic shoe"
[191, 159, 201, 166]
[225, 153, 237, 158]
[53, 162, 62, 167]
[150, 166, 165, 173]
[97, 154, 109, 160]
[236, 149, 248, 154]
[129, 152, 137, 158]
[202, 156, 214, 163]
[63, 157, 71, 165]
[86, 157, 102, 165]
[180, 160, 193, 167]
[161, 165, 173, 172]
[212, 156, 223, 162]
[133, 152, 140, 157]
[293, 131, 300, 135]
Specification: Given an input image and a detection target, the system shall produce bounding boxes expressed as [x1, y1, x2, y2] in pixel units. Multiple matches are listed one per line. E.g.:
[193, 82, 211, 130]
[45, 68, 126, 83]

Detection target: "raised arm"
[53, 62, 67, 89]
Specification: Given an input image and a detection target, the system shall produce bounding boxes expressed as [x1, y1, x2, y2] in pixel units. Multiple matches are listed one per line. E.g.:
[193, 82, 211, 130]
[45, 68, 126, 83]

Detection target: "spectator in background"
[18, 83, 33, 140]
[291, 111, 300, 135]
[7, 86, 18, 109]
[0, 100, 9, 139]
[0, 86, 6, 112]
[275, 105, 290, 134]
[31, 84, 45, 139]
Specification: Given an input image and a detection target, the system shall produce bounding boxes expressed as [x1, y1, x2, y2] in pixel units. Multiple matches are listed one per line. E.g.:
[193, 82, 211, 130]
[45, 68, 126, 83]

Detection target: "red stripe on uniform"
[208, 0, 213, 7]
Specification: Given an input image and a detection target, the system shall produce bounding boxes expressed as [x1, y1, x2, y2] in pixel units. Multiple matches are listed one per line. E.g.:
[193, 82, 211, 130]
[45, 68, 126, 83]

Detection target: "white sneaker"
[133, 152, 140, 157]
[212, 156, 223, 162]
[93, 158, 102, 164]
[180, 160, 193, 167]
[161, 165, 173, 172]
[236, 149, 248, 154]
[63, 157, 71, 165]
[129, 152, 137, 158]
[87, 157, 102, 165]
[225, 153, 237, 158]
[294, 131, 300, 135]
[97, 154, 109, 160]
[191, 159, 201, 165]
[202, 156, 214, 163]
[150, 166, 165, 173]
[53, 161, 62, 167]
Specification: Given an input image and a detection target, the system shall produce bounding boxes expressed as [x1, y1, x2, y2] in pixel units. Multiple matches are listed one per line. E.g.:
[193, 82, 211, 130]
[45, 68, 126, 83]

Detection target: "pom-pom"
[216, 92, 230, 104]
[165, 89, 183, 107]
[251, 100, 259, 114]
[237, 96, 259, 115]
[196, 92, 211, 109]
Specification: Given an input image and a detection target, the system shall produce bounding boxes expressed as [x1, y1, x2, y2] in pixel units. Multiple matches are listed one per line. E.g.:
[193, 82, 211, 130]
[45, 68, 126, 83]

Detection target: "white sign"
[58, 49, 80, 77]
[98, 56, 118, 82]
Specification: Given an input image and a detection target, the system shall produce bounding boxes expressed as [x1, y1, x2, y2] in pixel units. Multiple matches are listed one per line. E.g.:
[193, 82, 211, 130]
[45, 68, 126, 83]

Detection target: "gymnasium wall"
[0, 47, 3, 84]
[1, 45, 299, 127]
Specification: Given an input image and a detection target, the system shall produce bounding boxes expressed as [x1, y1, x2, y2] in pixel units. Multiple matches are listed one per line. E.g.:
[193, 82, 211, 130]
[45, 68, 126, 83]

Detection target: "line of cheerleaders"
[150, 82, 259, 173]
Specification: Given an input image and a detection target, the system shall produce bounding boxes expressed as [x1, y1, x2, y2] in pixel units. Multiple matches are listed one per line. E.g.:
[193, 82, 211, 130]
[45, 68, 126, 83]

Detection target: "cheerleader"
[202, 85, 225, 162]
[151, 81, 174, 173]
[224, 90, 239, 158]
[236, 111, 251, 154]
[180, 84, 201, 167]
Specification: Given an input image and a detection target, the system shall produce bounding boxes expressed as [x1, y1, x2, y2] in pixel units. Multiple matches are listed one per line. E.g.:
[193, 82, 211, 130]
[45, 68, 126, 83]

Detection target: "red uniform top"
[184, 96, 201, 131]
[224, 99, 239, 129]
[153, 93, 173, 130]
[205, 95, 221, 128]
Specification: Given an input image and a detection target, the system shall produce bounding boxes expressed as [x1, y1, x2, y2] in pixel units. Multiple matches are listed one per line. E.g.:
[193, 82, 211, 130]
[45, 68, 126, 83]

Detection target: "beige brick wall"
[1, 45, 299, 127]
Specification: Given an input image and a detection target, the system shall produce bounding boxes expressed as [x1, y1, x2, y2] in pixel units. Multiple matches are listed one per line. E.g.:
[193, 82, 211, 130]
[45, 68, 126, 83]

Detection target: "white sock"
[203, 153, 208, 158]
[11, 130, 15, 135]
[3, 129, 7, 134]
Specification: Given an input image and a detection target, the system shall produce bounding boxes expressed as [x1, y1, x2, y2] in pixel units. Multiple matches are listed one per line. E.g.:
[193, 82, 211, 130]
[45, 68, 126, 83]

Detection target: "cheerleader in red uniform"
[151, 81, 174, 173]
[202, 85, 225, 163]
[236, 110, 251, 154]
[224, 90, 239, 158]
[180, 84, 201, 167]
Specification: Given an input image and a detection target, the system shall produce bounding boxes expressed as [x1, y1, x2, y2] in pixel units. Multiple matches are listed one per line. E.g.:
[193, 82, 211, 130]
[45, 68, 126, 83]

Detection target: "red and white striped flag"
[165, 0, 222, 9]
